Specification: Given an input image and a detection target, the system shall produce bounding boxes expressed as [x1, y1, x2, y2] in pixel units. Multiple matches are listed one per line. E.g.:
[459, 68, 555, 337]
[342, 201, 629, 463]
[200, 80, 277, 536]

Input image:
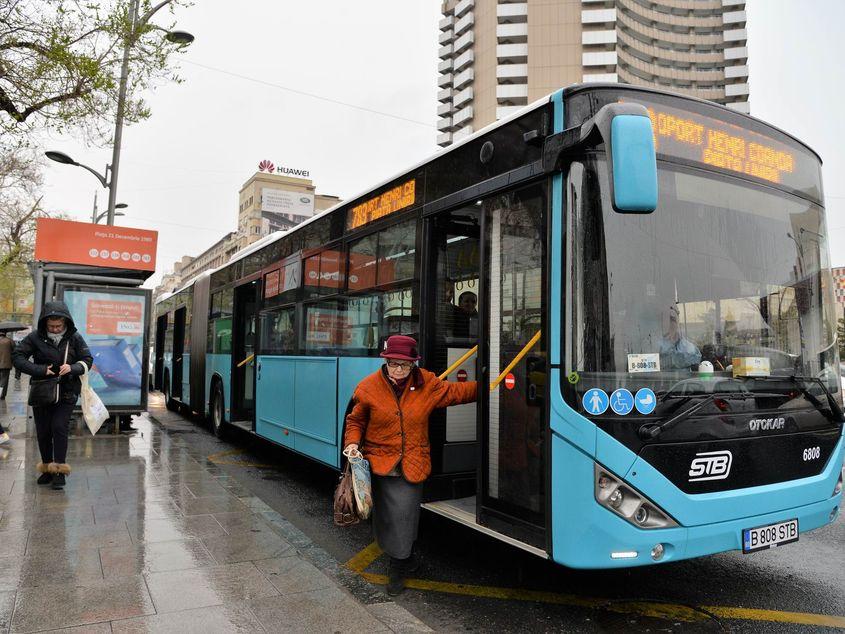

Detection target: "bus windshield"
[569, 155, 839, 408]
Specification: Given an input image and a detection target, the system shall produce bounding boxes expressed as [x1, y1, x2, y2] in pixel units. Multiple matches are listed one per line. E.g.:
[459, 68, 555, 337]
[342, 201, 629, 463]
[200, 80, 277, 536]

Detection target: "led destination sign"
[641, 102, 797, 185]
[347, 179, 416, 230]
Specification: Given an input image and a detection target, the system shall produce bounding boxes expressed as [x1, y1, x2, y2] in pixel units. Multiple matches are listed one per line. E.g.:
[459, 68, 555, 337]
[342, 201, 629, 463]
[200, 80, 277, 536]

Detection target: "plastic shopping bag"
[343, 446, 373, 520]
[79, 362, 109, 435]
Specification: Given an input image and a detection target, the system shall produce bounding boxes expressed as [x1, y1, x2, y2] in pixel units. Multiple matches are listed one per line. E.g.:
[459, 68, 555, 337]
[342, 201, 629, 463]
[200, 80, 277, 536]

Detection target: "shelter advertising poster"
[63, 289, 147, 407]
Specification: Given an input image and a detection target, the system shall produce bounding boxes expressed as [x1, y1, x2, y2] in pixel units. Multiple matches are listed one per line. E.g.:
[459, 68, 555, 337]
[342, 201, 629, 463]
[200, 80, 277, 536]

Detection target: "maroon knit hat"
[380, 335, 421, 361]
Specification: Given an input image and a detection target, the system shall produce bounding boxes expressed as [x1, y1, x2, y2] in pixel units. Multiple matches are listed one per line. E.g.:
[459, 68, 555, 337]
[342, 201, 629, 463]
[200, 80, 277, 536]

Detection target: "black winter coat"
[13, 301, 94, 404]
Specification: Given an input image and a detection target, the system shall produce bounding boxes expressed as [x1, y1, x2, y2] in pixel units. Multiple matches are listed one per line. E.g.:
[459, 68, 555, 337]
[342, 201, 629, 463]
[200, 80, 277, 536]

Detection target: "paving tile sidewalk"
[0, 379, 430, 633]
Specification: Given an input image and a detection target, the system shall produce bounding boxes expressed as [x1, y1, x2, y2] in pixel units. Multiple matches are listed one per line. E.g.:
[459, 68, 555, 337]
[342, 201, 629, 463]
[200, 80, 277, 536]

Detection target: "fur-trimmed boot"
[51, 463, 71, 490]
[36, 462, 53, 485]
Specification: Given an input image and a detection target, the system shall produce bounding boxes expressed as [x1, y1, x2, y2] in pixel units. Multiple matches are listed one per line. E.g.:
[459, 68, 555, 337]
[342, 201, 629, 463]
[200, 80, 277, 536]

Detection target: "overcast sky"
[38, 0, 845, 289]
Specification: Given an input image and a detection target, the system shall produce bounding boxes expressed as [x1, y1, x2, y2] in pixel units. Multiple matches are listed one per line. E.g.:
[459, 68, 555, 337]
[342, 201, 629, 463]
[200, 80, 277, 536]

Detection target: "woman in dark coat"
[344, 335, 477, 595]
[13, 301, 93, 489]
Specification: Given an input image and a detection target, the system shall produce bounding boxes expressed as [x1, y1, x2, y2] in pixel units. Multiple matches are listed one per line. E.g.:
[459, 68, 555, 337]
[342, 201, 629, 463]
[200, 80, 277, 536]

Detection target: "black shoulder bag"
[28, 343, 69, 407]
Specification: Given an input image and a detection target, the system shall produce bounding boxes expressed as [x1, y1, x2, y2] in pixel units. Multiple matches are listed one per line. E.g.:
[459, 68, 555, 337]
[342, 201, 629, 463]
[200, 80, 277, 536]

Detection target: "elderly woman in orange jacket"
[344, 335, 477, 595]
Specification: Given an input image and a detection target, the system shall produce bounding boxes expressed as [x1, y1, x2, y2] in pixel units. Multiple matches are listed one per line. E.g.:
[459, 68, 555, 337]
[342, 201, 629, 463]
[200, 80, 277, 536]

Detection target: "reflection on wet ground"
[0, 385, 417, 633]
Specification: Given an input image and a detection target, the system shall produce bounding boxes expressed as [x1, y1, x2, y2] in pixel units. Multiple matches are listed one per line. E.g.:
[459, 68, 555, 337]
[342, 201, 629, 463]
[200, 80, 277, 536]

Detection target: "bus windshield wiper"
[638, 392, 754, 441]
[749, 375, 844, 425]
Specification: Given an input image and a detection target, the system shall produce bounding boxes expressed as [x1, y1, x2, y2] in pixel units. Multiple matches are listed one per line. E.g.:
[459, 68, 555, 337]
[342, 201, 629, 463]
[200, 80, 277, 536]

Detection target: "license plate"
[742, 519, 799, 553]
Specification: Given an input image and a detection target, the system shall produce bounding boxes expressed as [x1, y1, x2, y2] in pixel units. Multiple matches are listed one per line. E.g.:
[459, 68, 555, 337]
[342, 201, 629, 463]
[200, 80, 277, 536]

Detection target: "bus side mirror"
[593, 103, 658, 214]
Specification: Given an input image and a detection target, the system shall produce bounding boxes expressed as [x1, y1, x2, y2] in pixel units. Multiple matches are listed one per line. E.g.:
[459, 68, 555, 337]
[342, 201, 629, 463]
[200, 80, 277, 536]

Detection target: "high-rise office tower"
[437, 0, 749, 147]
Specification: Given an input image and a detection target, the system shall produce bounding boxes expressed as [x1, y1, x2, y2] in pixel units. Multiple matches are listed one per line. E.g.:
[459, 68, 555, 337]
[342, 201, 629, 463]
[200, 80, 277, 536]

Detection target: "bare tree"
[0, 0, 192, 142]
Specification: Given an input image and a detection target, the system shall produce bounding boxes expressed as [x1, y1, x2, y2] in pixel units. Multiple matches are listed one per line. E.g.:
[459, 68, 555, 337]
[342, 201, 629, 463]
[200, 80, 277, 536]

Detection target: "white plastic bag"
[343, 446, 372, 520]
[79, 362, 109, 435]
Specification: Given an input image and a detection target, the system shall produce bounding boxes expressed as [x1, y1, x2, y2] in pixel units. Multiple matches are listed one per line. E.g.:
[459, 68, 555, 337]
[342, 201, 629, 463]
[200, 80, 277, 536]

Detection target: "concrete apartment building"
[436, 0, 749, 147]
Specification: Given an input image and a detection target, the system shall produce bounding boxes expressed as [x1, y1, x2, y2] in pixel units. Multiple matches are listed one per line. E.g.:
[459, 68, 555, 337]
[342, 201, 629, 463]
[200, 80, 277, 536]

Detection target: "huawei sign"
[258, 160, 275, 173]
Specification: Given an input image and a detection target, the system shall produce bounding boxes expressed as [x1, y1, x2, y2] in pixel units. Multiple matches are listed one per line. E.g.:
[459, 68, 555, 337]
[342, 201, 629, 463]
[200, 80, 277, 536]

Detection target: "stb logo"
[258, 160, 275, 172]
[688, 450, 733, 482]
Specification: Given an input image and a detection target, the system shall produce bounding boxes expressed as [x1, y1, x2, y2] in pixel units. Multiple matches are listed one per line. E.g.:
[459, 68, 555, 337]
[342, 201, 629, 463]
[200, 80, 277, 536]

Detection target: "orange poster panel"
[264, 269, 280, 298]
[34, 218, 158, 271]
[87, 300, 144, 336]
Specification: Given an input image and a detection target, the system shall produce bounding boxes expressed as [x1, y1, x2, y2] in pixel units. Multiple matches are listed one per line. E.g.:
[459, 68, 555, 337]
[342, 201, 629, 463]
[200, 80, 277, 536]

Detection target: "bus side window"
[260, 307, 296, 355]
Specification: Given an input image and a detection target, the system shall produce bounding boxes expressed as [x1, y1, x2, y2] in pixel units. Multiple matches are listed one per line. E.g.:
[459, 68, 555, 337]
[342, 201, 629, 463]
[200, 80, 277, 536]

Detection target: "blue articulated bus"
[154, 84, 843, 568]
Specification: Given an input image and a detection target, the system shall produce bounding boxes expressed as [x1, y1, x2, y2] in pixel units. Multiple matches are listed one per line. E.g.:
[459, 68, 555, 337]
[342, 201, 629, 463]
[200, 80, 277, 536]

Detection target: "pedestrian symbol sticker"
[610, 389, 634, 416]
[635, 388, 657, 415]
[582, 388, 609, 415]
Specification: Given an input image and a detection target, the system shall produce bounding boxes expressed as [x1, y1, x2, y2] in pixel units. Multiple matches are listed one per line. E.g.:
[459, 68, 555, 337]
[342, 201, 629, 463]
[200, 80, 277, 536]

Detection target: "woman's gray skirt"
[372, 474, 423, 559]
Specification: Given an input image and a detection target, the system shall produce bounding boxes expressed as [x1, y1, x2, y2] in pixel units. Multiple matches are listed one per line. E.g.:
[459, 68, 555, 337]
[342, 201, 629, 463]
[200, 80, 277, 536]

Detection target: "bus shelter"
[30, 218, 158, 433]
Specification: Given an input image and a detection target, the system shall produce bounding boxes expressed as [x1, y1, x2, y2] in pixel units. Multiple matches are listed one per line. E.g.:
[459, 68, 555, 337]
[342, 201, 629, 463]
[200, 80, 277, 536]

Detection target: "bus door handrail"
[489, 330, 541, 392]
[236, 353, 255, 368]
[435, 330, 541, 392]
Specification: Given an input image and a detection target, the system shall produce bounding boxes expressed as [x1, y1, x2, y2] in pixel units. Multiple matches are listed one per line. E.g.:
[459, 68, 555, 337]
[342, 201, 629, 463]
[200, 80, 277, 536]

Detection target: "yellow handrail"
[236, 353, 255, 368]
[437, 345, 478, 380]
[489, 330, 541, 392]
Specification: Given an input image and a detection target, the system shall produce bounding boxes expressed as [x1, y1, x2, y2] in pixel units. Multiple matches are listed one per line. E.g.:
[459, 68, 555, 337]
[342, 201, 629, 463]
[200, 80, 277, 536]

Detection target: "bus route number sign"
[347, 179, 416, 230]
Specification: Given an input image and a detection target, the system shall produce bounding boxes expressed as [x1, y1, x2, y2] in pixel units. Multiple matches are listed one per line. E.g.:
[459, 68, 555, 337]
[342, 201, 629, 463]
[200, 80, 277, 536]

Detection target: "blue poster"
[63, 289, 147, 407]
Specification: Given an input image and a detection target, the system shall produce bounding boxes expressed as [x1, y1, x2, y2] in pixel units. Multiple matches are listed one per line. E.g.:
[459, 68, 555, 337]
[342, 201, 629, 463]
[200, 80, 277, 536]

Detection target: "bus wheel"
[163, 373, 176, 411]
[211, 382, 227, 439]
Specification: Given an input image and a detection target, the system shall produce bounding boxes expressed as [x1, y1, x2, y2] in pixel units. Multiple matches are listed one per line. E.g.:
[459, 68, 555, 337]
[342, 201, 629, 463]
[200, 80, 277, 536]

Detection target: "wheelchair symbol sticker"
[610, 389, 634, 415]
[582, 388, 609, 415]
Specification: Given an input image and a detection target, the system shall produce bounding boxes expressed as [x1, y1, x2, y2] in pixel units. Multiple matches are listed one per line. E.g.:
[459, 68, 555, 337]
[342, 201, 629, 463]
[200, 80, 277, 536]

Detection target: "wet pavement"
[0, 380, 429, 633]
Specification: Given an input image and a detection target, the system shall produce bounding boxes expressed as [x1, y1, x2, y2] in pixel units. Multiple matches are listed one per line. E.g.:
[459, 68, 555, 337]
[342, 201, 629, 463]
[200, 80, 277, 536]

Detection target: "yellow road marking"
[345, 545, 845, 628]
[206, 448, 277, 469]
[346, 541, 383, 574]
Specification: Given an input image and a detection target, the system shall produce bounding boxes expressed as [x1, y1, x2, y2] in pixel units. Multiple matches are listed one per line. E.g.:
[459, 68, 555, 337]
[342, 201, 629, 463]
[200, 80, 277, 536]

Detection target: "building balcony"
[438, 58, 453, 74]
[583, 72, 619, 83]
[454, 49, 474, 71]
[437, 87, 453, 103]
[437, 102, 452, 117]
[581, 8, 616, 25]
[453, 105, 474, 127]
[454, 86, 473, 108]
[437, 116, 453, 132]
[721, 0, 745, 7]
[726, 101, 750, 114]
[722, 10, 746, 26]
[497, 3, 528, 24]
[582, 50, 617, 66]
[724, 64, 748, 79]
[439, 29, 453, 45]
[439, 15, 454, 31]
[455, 0, 474, 18]
[454, 30, 474, 54]
[438, 72, 453, 88]
[454, 67, 474, 89]
[724, 46, 748, 60]
[724, 28, 747, 43]
[453, 125, 474, 142]
[455, 11, 474, 35]
[439, 43, 454, 59]
[582, 29, 616, 46]
[437, 131, 452, 147]
[497, 83, 528, 101]
[497, 63, 528, 82]
[724, 82, 749, 97]
[497, 22, 528, 43]
[496, 105, 524, 120]
[497, 43, 528, 63]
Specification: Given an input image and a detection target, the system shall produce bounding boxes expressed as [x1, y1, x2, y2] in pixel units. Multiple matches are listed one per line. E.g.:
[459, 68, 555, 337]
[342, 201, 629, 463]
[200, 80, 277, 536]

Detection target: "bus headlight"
[834, 469, 843, 496]
[594, 464, 678, 529]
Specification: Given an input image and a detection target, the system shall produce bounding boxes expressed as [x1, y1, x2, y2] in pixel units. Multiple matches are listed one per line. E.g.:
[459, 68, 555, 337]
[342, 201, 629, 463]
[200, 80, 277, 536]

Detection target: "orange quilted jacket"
[343, 366, 477, 483]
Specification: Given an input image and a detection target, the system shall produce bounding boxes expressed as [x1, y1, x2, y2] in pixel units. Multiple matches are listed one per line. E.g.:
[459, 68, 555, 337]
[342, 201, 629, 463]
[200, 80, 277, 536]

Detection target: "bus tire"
[163, 372, 176, 411]
[210, 381, 227, 439]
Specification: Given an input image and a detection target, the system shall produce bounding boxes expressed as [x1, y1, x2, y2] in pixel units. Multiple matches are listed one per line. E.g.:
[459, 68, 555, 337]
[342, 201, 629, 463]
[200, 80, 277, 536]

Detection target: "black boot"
[37, 473, 53, 485]
[387, 557, 407, 596]
[51, 473, 66, 490]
